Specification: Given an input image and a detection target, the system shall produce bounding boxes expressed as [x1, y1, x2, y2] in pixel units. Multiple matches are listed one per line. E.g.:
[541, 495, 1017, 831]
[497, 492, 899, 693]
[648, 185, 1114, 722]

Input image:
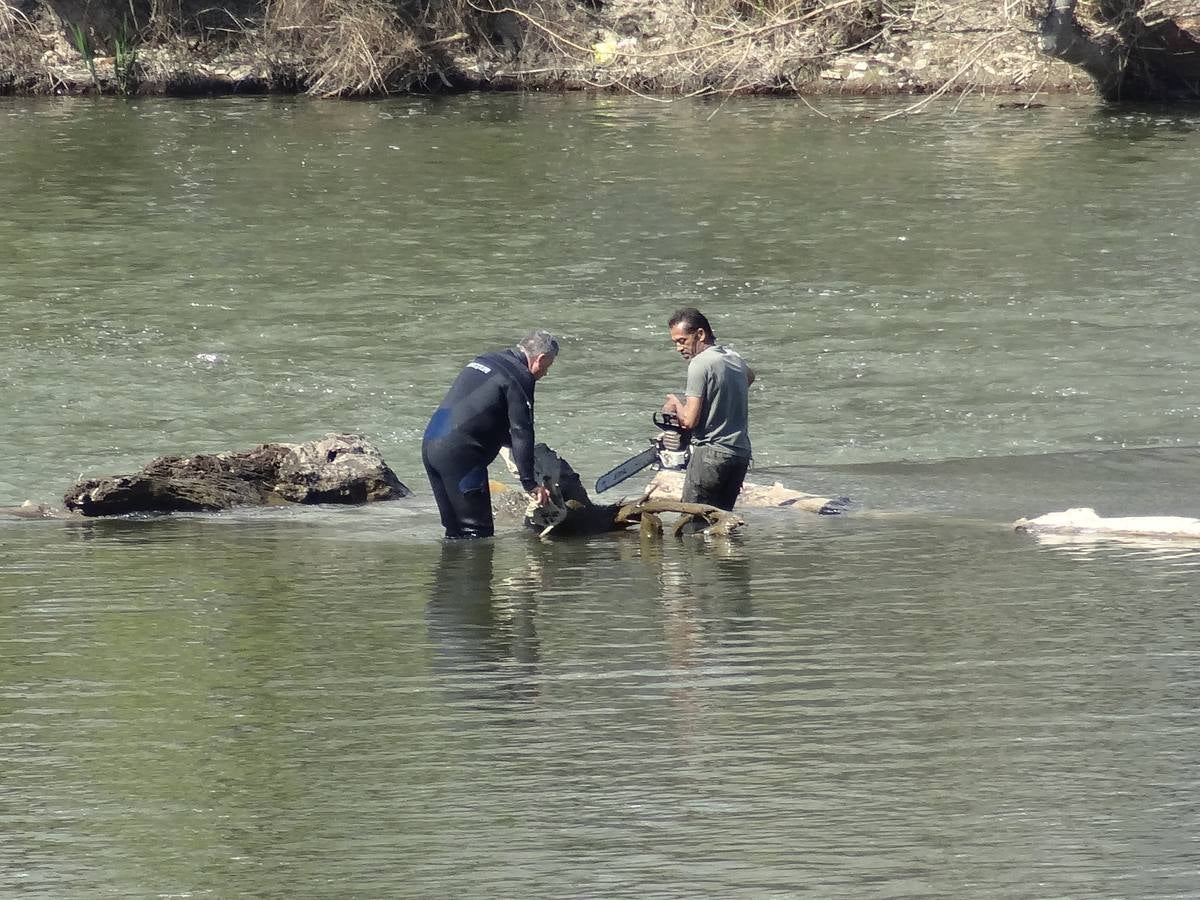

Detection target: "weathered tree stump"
[63, 433, 410, 516]
[1037, 0, 1200, 102]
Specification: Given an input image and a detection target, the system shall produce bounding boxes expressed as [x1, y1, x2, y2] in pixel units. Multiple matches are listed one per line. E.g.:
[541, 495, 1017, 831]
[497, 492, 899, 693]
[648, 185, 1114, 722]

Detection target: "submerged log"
[495, 444, 745, 538]
[0, 501, 69, 519]
[63, 433, 411, 516]
[498, 444, 853, 538]
[613, 497, 745, 537]
[1038, 0, 1200, 102]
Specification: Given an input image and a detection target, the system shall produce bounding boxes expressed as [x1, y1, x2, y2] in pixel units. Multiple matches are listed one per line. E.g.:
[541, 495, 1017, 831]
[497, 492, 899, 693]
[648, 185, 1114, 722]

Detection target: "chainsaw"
[594, 411, 691, 495]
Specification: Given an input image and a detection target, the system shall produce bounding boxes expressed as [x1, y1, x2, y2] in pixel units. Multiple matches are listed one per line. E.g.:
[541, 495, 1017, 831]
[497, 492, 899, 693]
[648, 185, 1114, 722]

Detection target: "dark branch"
[1039, 0, 1123, 95]
[1038, 0, 1200, 102]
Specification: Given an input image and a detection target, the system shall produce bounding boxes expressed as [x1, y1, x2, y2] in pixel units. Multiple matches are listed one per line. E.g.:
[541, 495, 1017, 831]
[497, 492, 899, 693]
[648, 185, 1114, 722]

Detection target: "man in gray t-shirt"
[662, 307, 755, 511]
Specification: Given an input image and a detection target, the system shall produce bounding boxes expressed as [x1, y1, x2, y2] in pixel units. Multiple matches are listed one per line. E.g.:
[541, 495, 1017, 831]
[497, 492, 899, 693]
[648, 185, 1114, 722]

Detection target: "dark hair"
[668, 307, 715, 342]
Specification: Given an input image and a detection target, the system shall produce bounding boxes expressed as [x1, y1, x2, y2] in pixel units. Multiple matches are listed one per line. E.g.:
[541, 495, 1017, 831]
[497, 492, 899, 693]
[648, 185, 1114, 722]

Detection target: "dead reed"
[1, 0, 1083, 97]
[264, 0, 425, 95]
[0, 0, 43, 91]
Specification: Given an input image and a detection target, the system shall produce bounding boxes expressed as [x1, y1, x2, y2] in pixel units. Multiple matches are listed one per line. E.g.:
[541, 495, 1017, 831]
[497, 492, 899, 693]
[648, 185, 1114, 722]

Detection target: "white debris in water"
[1015, 507, 1200, 539]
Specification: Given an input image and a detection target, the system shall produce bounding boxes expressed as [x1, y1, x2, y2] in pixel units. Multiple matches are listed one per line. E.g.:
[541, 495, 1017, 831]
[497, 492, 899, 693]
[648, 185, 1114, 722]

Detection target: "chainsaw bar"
[594, 445, 660, 495]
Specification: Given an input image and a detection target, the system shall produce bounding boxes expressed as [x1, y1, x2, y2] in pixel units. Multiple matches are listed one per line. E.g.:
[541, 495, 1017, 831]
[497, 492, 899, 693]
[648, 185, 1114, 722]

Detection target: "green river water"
[4, 94, 1200, 897]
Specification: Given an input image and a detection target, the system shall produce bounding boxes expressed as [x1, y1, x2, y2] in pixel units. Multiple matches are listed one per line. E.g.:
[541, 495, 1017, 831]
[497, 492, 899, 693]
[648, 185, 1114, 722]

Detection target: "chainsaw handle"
[653, 410, 684, 431]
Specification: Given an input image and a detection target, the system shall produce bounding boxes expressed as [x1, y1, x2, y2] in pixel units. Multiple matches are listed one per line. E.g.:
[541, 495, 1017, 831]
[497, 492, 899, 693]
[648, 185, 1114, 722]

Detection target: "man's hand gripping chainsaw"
[594, 412, 691, 495]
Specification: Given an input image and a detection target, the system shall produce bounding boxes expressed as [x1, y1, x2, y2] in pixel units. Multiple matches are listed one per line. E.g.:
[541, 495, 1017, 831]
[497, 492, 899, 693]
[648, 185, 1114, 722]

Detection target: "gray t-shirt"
[685, 344, 752, 457]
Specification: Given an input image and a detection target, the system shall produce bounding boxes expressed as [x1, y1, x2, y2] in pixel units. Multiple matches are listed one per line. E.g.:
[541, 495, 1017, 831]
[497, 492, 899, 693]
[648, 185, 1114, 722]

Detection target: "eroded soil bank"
[1, 0, 1099, 100]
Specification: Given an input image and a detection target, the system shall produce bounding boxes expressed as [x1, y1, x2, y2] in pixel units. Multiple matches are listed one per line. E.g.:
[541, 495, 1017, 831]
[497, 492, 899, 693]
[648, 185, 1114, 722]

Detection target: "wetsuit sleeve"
[506, 384, 538, 491]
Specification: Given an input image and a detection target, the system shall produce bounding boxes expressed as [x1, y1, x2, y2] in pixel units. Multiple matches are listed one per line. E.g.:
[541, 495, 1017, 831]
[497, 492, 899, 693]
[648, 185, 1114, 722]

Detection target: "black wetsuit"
[422, 348, 539, 539]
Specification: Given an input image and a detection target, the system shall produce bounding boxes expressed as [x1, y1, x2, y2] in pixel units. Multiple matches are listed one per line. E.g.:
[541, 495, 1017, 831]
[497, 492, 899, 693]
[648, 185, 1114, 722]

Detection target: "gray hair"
[517, 329, 560, 360]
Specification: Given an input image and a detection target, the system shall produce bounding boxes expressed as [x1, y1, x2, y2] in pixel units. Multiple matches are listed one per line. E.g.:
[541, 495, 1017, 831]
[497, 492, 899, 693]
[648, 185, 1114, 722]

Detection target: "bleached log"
[644, 469, 849, 515]
[1015, 507, 1200, 540]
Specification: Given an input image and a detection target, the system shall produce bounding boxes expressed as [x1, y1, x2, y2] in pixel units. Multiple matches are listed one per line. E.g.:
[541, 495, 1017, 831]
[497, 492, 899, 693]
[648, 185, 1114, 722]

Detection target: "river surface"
[5, 94, 1200, 897]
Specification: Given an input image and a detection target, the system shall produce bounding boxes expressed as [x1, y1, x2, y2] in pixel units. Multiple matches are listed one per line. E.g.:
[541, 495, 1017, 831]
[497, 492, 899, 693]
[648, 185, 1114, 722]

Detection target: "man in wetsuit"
[422, 329, 558, 539]
[662, 307, 755, 511]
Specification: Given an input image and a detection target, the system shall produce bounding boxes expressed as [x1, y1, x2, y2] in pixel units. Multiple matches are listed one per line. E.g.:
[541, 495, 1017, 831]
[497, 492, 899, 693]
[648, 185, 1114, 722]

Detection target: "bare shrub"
[264, 0, 424, 95]
[0, 0, 1098, 97]
[577, 0, 898, 92]
[691, 0, 887, 40]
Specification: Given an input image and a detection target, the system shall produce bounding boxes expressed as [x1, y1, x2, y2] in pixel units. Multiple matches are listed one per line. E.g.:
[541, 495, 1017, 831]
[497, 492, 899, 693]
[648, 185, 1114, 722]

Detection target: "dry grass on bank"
[0, 0, 44, 90]
[263, 0, 424, 95]
[402, 0, 913, 94]
[226, 0, 924, 96]
[438, 0, 1021, 95]
[5, 0, 1084, 97]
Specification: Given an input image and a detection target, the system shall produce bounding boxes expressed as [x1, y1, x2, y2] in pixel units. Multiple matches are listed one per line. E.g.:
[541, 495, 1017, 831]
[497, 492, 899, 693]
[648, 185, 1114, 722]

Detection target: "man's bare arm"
[663, 393, 703, 430]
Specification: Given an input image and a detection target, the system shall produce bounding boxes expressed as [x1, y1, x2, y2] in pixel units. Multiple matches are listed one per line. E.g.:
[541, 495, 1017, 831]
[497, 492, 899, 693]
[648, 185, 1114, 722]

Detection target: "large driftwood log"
[1038, 0, 1200, 102]
[497, 443, 857, 538]
[63, 433, 410, 516]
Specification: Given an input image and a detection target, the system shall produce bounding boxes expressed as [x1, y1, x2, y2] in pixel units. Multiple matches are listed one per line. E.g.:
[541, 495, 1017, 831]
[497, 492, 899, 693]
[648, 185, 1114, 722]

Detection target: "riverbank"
[1, 0, 1094, 100]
